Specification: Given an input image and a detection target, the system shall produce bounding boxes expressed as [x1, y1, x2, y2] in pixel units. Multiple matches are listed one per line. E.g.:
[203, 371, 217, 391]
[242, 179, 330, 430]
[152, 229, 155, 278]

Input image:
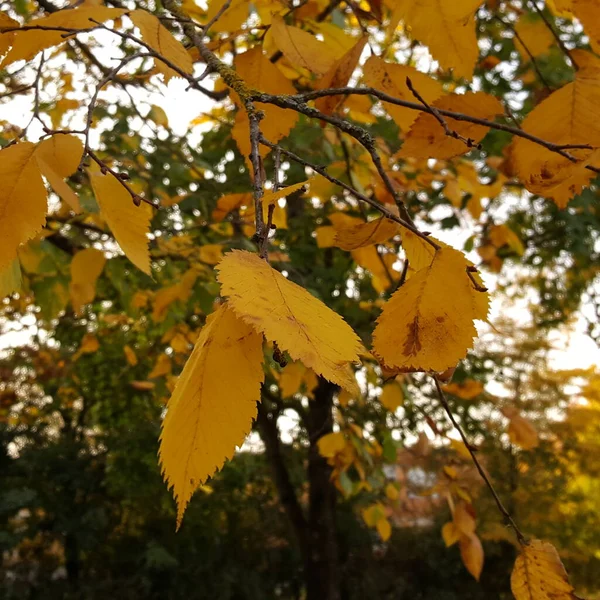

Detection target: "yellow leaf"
[316, 226, 337, 248]
[453, 502, 476, 536]
[380, 382, 403, 411]
[270, 14, 337, 76]
[205, 0, 250, 33]
[376, 517, 392, 542]
[507, 413, 539, 450]
[69, 248, 106, 314]
[459, 533, 484, 581]
[443, 379, 484, 400]
[390, 0, 481, 80]
[315, 36, 368, 115]
[1, 6, 125, 68]
[442, 521, 460, 547]
[363, 56, 445, 132]
[159, 303, 264, 528]
[124, 345, 138, 366]
[512, 539, 581, 599]
[130, 380, 155, 391]
[372, 247, 486, 372]
[514, 16, 555, 60]
[77, 333, 100, 356]
[149, 105, 169, 128]
[217, 250, 363, 394]
[317, 431, 346, 458]
[398, 92, 503, 160]
[212, 192, 253, 221]
[152, 269, 197, 322]
[0, 12, 19, 58]
[233, 48, 299, 159]
[130, 9, 193, 82]
[0, 259, 21, 298]
[351, 246, 398, 293]
[488, 224, 525, 255]
[149, 354, 172, 379]
[88, 163, 152, 274]
[199, 244, 223, 265]
[262, 180, 310, 206]
[0, 142, 47, 270]
[511, 59, 600, 208]
[573, 0, 600, 54]
[450, 438, 473, 460]
[334, 217, 400, 251]
[385, 483, 399, 501]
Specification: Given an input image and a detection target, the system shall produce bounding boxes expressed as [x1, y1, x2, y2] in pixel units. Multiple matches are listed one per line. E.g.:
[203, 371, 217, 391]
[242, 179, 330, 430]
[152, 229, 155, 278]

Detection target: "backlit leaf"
[69, 248, 106, 314]
[88, 163, 152, 274]
[217, 250, 363, 393]
[460, 533, 484, 581]
[334, 217, 399, 251]
[372, 247, 486, 372]
[131, 9, 193, 82]
[159, 303, 264, 528]
[0, 142, 47, 270]
[511, 539, 579, 600]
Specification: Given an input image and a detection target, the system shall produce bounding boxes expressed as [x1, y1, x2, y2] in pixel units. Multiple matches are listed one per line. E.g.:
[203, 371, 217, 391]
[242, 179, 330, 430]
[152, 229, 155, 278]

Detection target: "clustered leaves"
[1, 0, 599, 596]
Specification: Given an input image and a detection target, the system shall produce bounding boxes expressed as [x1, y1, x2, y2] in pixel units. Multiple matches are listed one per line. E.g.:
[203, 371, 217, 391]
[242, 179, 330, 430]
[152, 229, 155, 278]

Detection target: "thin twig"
[203, 0, 232, 33]
[433, 376, 527, 545]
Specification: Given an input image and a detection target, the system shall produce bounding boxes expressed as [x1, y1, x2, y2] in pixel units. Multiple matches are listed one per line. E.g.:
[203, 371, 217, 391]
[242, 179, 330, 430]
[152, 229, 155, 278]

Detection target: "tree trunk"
[305, 378, 341, 600]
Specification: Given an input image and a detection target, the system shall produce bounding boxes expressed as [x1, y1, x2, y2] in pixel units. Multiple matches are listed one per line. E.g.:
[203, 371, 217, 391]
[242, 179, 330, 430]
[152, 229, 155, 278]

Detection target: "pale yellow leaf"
[389, 0, 481, 80]
[217, 250, 363, 394]
[0, 142, 47, 270]
[372, 247, 486, 372]
[380, 381, 403, 411]
[398, 92, 503, 160]
[511, 539, 579, 600]
[69, 248, 106, 313]
[334, 217, 399, 251]
[270, 14, 337, 76]
[460, 533, 484, 581]
[131, 9, 193, 82]
[88, 163, 152, 274]
[1, 6, 125, 67]
[159, 303, 264, 528]
[363, 56, 445, 131]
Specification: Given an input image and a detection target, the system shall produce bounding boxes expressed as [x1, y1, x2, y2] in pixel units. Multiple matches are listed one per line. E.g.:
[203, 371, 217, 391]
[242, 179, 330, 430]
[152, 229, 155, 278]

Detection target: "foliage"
[1, 0, 600, 598]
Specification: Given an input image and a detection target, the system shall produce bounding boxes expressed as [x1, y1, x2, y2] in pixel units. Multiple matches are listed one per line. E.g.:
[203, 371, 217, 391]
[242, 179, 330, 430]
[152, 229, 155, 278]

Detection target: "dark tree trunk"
[257, 378, 341, 600]
[305, 378, 341, 600]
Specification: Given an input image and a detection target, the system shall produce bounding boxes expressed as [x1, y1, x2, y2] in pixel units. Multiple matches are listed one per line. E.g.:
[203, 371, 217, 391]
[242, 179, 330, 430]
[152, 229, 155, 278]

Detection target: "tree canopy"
[1, 0, 600, 598]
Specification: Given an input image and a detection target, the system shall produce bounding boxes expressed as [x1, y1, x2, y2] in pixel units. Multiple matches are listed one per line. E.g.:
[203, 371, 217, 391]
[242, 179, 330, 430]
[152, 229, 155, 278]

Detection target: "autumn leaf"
[205, 0, 250, 33]
[69, 248, 106, 314]
[380, 381, 403, 411]
[130, 9, 193, 82]
[362, 56, 445, 131]
[398, 93, 503, 160]
[270, 14, 337, 76]
[0, 142, 47, 271]
[217, 250, 363, 393]
[0, 259, 22, 299]
[88, 163, 152, 275]
[511, 55, 600, 208]
[159, 303, 264, 528]
[1, 6, 125, 68]
[388, 0, 481, 80]
[573, 0, 600, 54]
[35, 134, 84, 212]
[511, 539, 580, 599]
[459, 533, 484, 581]
[334, 217, 399, 251]
[262, 180, 310, 206]
[372, 247, 487, 372]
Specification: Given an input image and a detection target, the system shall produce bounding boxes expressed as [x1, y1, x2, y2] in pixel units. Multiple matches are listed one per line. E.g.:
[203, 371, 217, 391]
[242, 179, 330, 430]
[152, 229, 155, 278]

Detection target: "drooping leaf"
[262, 180, 310, 206]
[459, 533, 484, 581]
[88, 163, 152, 274]
[511, 56, 600, 208]
[159, 303, 264, 528]
[35, 134, 84, 212]
[380, 381, 403, 411]
[372, 246, 487, 372]
[217, 250, 363, 393]
[130, 9, 193, 82]
[511, 539, 579, 600]
[69, 248, 106, 314]
[0, 259, 22, 298]
[0, 142, 47, 270]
